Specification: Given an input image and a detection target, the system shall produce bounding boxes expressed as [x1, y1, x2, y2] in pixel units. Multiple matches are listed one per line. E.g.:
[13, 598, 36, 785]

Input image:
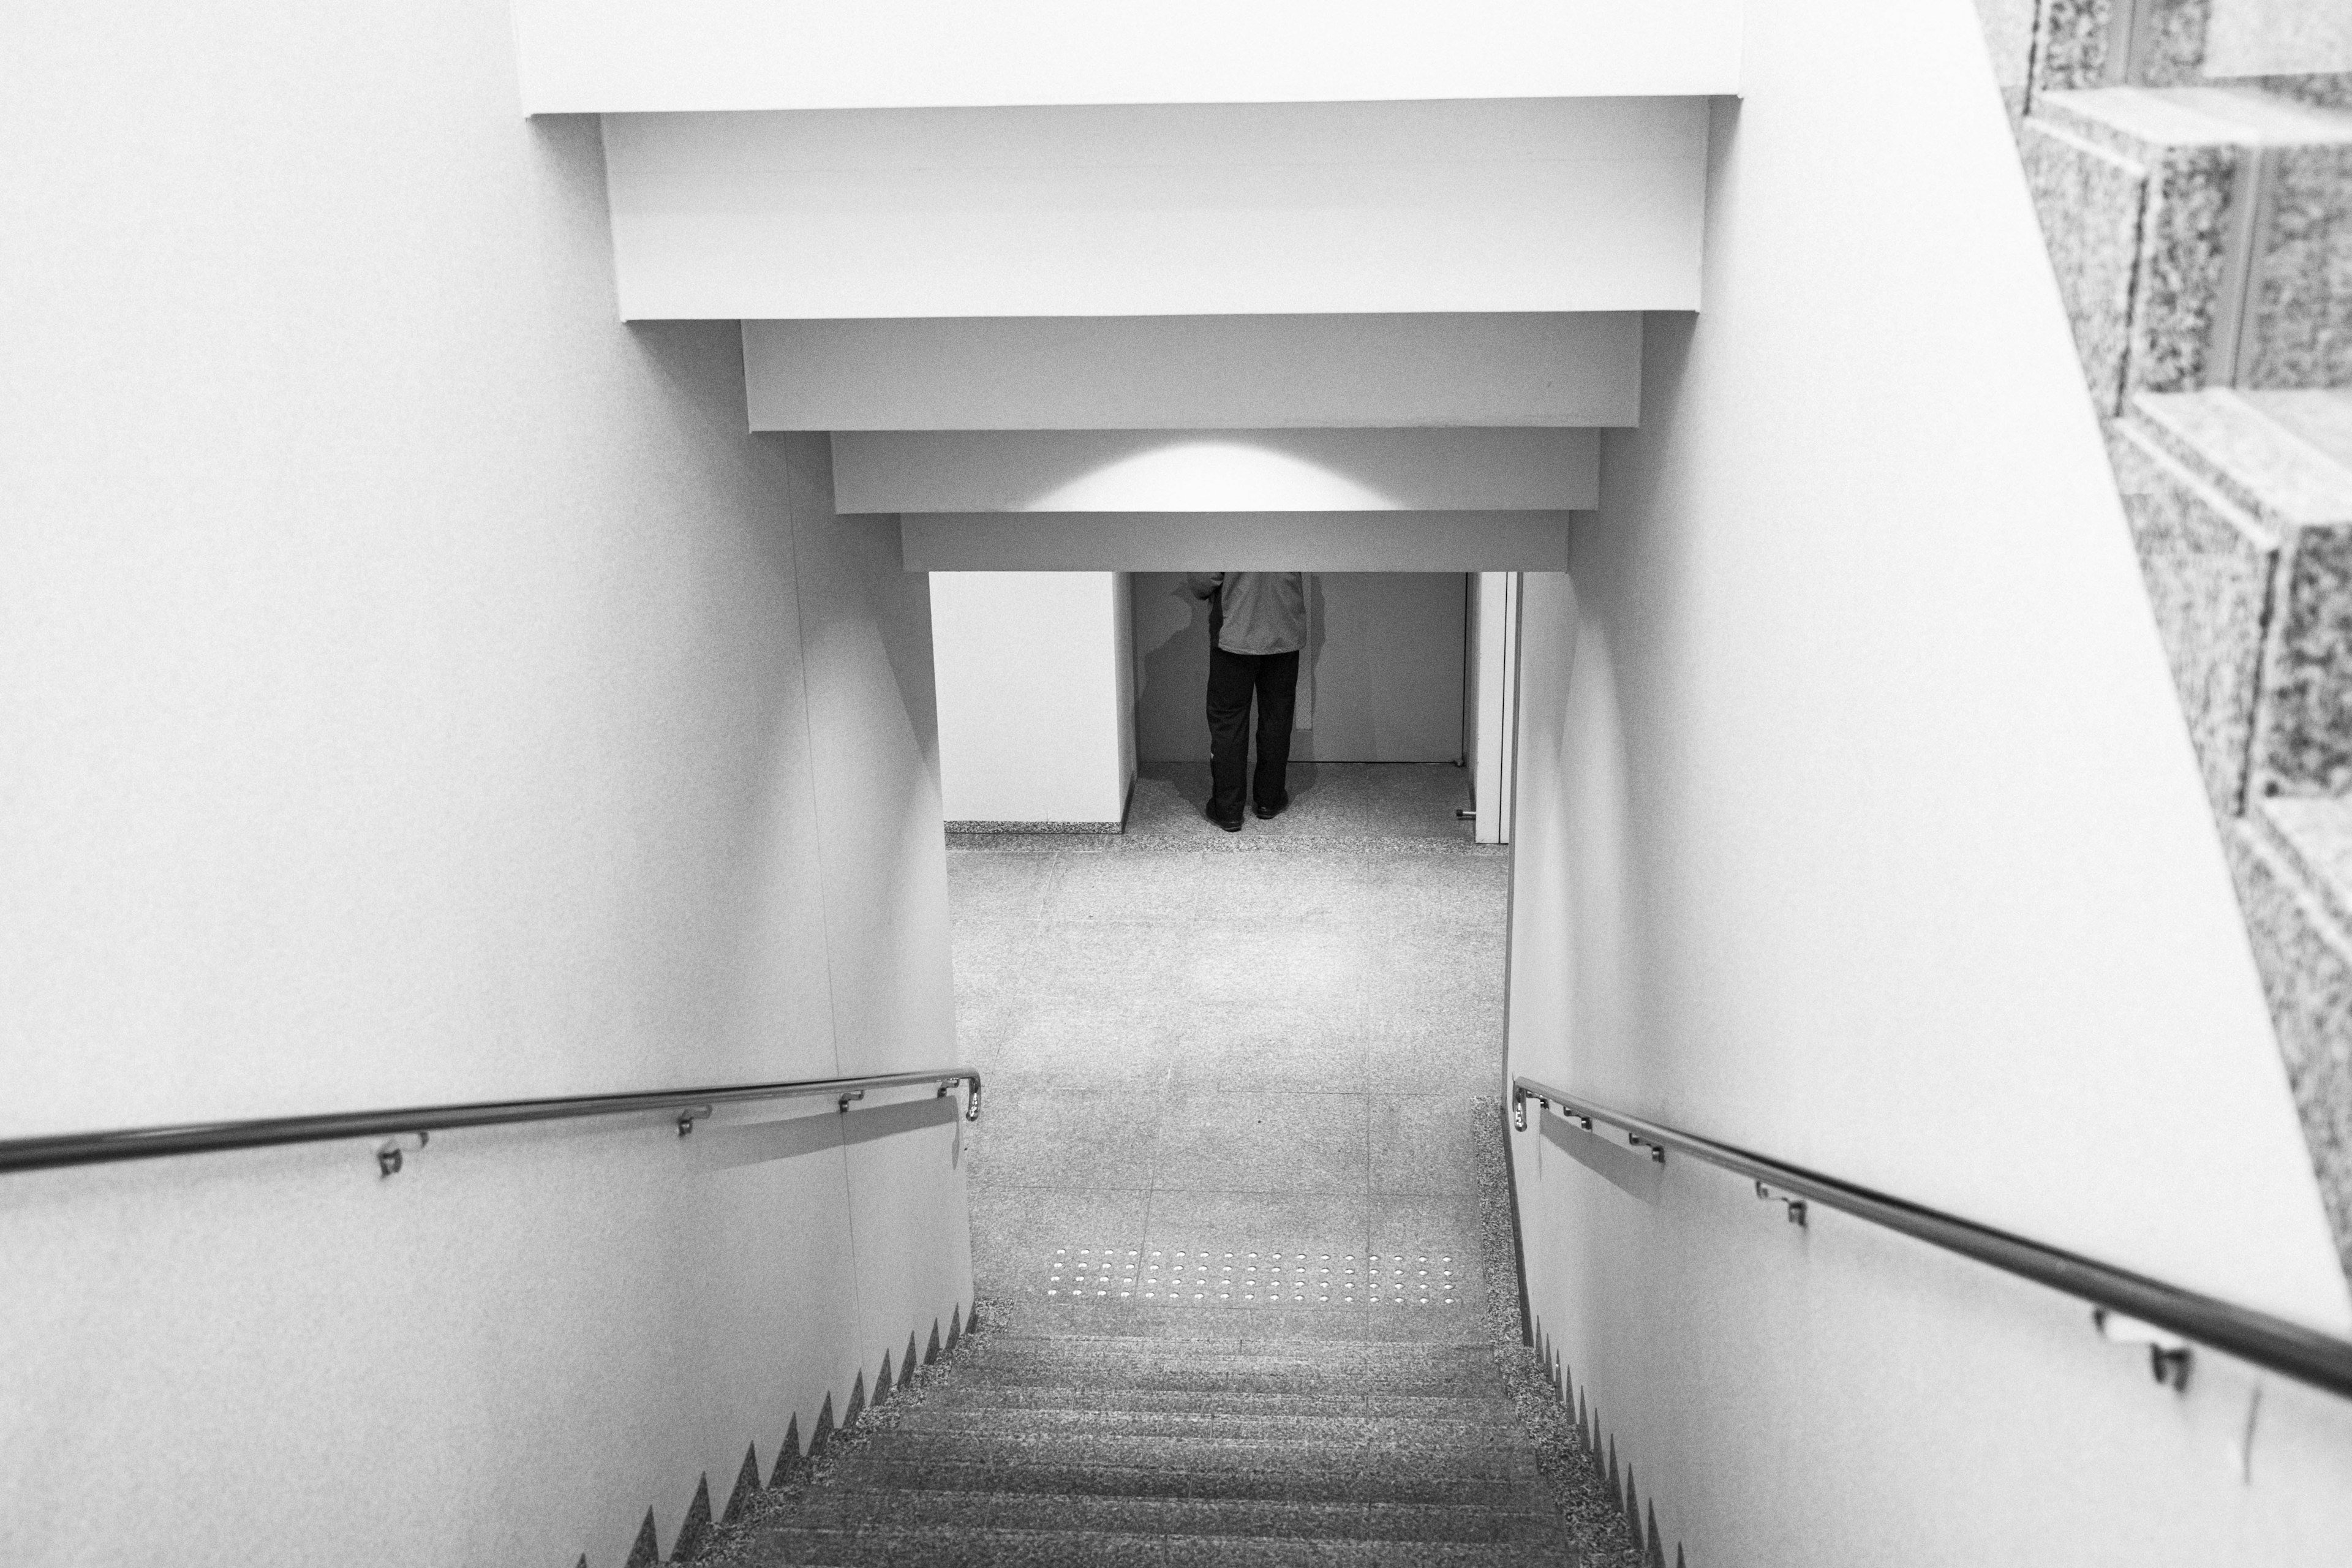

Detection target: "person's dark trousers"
[1206, 645, 1300, 823]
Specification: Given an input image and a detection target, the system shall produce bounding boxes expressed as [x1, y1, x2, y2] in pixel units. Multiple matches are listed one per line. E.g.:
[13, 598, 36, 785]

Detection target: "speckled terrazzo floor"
[703, 765, 1645, 1566]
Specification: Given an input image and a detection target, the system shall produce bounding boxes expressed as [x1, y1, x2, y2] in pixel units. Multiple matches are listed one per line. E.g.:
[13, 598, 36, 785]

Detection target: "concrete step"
[738, 1522, 1579, 1566]
[2111, 388, 2352, 809]
[2018, 86, 2352, 411]
[767, 1488, 1568, 1545]
[832, 1430, 1538, 1482]
[884, 1404, 1528, 1450]
[826, 1457, 1549, 1511]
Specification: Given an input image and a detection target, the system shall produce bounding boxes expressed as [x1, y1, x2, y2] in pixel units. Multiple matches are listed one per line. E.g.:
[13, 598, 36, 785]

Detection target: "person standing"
[1183, 571, 1306, 831]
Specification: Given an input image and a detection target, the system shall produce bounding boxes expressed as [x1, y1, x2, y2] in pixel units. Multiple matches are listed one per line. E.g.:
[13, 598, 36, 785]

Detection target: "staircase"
[1989, 0, 2352, 1284]
[707, 1320, 1599, 1566]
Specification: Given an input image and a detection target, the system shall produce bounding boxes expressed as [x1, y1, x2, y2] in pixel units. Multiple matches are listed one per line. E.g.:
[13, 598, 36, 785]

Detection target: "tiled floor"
[951, 761, 1509, 1342]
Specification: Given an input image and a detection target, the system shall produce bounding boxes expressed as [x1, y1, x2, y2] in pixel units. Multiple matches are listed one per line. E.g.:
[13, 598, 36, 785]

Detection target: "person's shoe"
[1253, 796, 1289, 820]
[1205, 802, 1244, 832]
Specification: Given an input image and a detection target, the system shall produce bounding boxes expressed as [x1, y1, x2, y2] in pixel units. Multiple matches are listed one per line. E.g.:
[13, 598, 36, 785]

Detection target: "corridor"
[953, 762, 1506, 1323]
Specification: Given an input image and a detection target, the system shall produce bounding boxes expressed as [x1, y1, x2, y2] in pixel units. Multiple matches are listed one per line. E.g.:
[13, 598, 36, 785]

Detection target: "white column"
[930, 571, 1136, 829]
[1470, 571, 1520, 844]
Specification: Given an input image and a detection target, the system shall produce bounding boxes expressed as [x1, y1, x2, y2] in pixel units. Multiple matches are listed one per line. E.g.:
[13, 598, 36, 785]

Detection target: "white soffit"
[902, 512, 1574, 573]
[744, 314, 1642, 432]
[602, 99, 1708, 319]
[832, 429, 1599, 514]
[516, 0, 1741, 113]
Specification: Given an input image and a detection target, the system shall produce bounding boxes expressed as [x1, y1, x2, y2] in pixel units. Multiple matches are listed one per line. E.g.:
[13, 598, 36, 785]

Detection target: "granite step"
[824, 1458, 1548, 1511]
[956, 1331, 1495, 1365]
[829, 1430, 1537, 1481]
[766, 1488, 1567, 1545]
[1012, 1301, 1490, 1346]
[2024, 0, 2215, 96]
[2018, 86, 2352, 411]
[957, 1336, 1496, 1378]
[914, 1384, 1510, 1423]
[739, 1522, 1577, 1566]
[2110, 387, 2352, 810]
[1979, 0, 2352, 124]
[938, 1357, 1494, 1400]
[883, 1404, 1528, 1450]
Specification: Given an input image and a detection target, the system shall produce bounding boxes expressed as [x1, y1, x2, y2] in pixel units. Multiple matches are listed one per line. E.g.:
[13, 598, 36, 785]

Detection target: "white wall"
[838, 429, 1598, 514]
[932, 572, 1136, 826]
[514, 0, 1743, 113]
[0, 4, 960, 1563]
[1133, 575, 1464, 764]
[744, 314, 1642, 432]
[1506, 1, 2352, 1562]
[600, 100, 1708, 319]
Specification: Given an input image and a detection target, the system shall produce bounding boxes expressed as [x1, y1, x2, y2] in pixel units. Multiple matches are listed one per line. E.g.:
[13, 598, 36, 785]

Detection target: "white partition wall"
[931, 573, 1136, 830]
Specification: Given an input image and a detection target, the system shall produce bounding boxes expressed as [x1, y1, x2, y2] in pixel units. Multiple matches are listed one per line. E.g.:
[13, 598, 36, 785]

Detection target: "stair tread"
[741, 1521, 1577, 1566]
[944, 1365, 1489, 1397]
[836, 1429, 1537, 1477]
[2034, 83, 2352, 153]
[2130, 390, 2352, 529]
[916, 1385, 1510, 1422]
[765, 1488, 1567, 1544]
[826, 1458, 1548, 1509]
[965, 1333, 1492, 1360]
[889, 1406, 1527, 1447]
[1016, 1302, 1491, 1345]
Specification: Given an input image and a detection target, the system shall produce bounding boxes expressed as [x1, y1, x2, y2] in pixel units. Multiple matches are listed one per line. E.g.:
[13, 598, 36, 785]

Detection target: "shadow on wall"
[1134, 572, 1213, 764]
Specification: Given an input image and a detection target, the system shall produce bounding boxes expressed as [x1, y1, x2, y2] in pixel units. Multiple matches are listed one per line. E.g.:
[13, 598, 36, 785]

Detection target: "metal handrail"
[0, 1068, 982, 1177]
[1512, 1075, 2352, 1402]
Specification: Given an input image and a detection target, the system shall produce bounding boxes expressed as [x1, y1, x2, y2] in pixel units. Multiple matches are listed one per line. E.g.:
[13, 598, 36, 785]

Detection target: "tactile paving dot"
[1046, 1248, 1460, 1308]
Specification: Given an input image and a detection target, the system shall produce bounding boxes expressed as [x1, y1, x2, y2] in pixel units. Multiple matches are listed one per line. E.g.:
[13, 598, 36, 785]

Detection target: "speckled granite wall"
[2248, 141, 2352, 386]
[2034, 0, 2214, 92]
[2022, 115, 2155, 410]
[2026, 92, 2235, 411]
[2035, 0, 2125, 91]
[2108, 421, 2277, 816]
[2261, 75, 2352, 108]
[2026, 88, 2352, 413]
[2130, 390, 2352, 796]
